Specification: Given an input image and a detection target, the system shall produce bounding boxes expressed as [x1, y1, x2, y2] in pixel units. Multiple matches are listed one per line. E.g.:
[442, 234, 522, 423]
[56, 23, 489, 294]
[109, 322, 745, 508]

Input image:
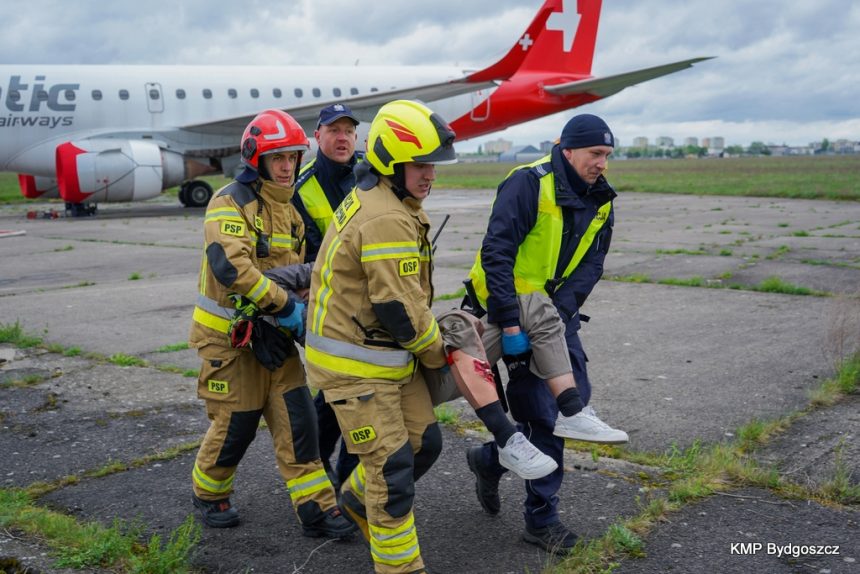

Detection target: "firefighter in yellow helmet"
[304, 100, 554, 574]
[188, 109, 355, 539]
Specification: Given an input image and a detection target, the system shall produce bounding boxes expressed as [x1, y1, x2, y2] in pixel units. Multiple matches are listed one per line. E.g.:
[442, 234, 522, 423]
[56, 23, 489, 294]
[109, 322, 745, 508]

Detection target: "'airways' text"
[0, 115, 73, 128]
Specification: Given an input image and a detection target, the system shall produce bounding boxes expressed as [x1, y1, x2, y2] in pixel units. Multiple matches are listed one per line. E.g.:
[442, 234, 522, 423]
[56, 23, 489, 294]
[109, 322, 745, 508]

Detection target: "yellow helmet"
[365, 100, 457, 176]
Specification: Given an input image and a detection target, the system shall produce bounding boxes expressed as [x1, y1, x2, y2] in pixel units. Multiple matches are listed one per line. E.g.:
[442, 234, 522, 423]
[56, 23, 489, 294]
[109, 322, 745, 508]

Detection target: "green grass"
[433, 287, 466, 302]
[433, 155, 860, 200]
[156, 342, 189, 353]
[0, 321, 43, 347]
[108, 354, 147, 367]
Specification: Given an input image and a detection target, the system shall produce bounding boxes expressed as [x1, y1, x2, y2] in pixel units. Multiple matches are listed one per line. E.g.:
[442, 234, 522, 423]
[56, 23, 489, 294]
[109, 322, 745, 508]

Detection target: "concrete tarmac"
[1, 189, 858, 573]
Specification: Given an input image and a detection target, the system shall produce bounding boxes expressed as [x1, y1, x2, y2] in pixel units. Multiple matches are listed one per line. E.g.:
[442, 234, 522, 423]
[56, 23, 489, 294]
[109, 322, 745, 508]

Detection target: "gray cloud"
[0, 0, 856, 148]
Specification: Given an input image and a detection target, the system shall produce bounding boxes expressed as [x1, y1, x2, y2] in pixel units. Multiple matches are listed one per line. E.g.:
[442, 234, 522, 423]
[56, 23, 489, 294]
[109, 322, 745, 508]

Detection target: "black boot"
[192, 494, 240, 528]
[302, 506, 357, 539]
[466, 446, 501, 515]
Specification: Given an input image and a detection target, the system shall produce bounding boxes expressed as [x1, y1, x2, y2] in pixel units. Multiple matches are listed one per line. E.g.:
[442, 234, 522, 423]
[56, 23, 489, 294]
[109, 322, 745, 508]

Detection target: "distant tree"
[821, 138, 830, 151]
[477, 144, 483, 155]
[725, 145, 744, 155]
[747, 141, 770, 156]
[654, 148, 664, 158]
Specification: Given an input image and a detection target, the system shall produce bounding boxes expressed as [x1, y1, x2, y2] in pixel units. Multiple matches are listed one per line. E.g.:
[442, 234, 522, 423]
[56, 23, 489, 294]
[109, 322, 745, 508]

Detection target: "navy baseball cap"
[317, 104, 359, 128]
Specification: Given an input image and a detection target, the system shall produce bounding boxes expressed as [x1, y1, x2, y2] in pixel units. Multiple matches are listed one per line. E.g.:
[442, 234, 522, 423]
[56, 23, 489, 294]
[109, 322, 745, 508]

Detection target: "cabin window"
[8, 90, 20, 102]
[119, 89, 129, 100]
[370, 87, 379, 93]
[250, 88, 259, 98]
[64, 89, 76, 101]
[176, 89, 186, 99]
[312, 87, 321, 97]
[203, 89, 212, 99]
[333, 87, 342, 97]
[92, 90, 103, 101]
[148, 89, 160, 100]
[228, 88, 237, 99]
[273, 88, 282, 98]
[35, 89, 48, 101]
[294, 88, 303, 98]
[350, 87, 358, 95]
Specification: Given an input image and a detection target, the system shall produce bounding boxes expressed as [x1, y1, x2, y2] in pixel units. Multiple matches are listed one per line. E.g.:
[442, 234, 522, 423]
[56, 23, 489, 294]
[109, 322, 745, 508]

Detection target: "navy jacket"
[479, 145, 616, 331]
[292, 150, 360, 263]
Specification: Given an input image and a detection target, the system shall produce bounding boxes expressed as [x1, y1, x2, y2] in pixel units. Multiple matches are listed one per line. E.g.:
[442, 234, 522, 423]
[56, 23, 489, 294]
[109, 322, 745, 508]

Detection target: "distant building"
[483, 138, 513, 154]
[711, 137, 725, 150]
[656, 136, 674, 148]
[684, 137, 699, 147]
[632, 136, 649, 148]
[499, 145, 543, 163]
[701, 137, 711, 149]
[539, 140, 554, 153]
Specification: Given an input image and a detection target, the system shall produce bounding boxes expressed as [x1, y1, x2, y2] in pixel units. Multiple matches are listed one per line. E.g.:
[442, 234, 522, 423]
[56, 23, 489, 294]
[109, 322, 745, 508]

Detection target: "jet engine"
[18, 174, 59, 199]
[55, 139, 185, 203]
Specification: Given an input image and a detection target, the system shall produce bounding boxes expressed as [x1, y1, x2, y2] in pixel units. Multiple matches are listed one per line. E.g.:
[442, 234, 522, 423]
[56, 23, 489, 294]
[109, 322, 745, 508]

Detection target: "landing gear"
[65, 202, 98, 217]
[179, 180, 213, 208]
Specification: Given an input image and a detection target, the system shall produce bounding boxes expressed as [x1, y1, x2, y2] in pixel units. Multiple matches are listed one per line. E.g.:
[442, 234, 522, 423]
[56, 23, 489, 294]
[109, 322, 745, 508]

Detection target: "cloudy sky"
[1, 0, 857, 151]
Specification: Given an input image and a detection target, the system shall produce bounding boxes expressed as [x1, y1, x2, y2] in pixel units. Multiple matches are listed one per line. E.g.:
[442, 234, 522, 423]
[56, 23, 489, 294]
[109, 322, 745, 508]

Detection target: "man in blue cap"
[292, 103, 363, 487]
[463, 113, 628, 554]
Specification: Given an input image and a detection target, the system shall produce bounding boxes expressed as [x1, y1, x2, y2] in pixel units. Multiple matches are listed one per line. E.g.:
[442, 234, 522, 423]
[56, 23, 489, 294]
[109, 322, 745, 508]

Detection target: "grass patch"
[658, 276, 706, 287]
[655, 248, 707, 256]
[156, 342, 189, 353]
[0, 321, 43, 347]
[128, 272, 142, 281]
[433, 404, 459, 425]
[53, 244, 74, 252]
[108, 354, 147, 367]
[433, 287, 466, 302]
[0, 489, 200, 573]
[753, 276, 824, 296]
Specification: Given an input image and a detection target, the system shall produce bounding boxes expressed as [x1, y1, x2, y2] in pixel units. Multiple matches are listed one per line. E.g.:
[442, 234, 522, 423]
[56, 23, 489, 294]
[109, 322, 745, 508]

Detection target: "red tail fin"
[521, 0, 601, 75]
[466, 0, 602, 82]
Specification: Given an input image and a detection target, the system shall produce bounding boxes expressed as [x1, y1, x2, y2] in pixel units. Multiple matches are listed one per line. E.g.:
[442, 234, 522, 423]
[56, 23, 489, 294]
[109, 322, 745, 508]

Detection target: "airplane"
[0, 0, 711, 213]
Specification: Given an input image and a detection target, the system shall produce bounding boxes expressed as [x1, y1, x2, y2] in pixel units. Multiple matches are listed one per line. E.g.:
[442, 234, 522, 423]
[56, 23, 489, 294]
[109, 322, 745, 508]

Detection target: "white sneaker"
[553, 406, 629, 443]
[497, 432, 558, 480]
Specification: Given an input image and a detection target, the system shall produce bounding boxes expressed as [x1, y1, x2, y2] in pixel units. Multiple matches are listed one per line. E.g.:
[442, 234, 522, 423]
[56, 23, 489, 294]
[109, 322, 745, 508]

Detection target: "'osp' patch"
[208, 379, 229, 394]
[220, 221, 245, 237]
[349, 425, 377, 445]
[399, 257, 419, 276]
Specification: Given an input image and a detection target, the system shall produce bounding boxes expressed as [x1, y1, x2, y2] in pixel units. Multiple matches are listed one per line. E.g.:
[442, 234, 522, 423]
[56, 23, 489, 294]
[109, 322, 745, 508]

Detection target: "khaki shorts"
[482, 292, 571, 380]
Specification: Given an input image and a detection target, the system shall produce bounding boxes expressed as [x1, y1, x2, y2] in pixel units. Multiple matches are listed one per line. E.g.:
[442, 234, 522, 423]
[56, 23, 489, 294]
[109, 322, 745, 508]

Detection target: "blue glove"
[440, 364, 451, 375]
[276, 300, 305, 338]
[502, 331, 531, 356]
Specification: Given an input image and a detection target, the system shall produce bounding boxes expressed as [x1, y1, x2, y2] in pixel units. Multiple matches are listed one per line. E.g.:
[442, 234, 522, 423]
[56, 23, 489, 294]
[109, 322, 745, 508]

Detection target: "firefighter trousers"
[192, 344, 337, 524]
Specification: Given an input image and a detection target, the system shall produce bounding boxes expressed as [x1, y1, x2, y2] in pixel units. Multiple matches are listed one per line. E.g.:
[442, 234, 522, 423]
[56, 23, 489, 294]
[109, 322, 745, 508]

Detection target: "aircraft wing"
[544, 57, 714, 98]
[181, 77, 498, 136]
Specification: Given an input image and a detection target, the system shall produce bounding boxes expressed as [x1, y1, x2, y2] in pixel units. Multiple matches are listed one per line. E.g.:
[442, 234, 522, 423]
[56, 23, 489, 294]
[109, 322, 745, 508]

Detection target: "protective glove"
[250, 319, 292, 371]
[501, 330, 531, 356]
[276, 299, 306, 339]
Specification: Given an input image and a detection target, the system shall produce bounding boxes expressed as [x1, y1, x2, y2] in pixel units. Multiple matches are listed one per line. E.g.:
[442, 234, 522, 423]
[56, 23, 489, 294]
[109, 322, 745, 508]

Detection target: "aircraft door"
[145, 83, 164, 113]
[470, 89, 490, 122]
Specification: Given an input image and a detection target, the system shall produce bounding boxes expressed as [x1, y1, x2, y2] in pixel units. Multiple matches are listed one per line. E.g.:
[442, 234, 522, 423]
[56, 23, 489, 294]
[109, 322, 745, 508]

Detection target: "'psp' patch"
[349, 425, 377, 445]
[220, 221, 245, 237]
[399, 257, 419, 276]
[207, 379, 229, 394]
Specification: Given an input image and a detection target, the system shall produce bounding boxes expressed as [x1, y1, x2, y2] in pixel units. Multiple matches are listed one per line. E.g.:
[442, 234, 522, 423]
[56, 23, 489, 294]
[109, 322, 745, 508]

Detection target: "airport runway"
[1, 190, 858, 573]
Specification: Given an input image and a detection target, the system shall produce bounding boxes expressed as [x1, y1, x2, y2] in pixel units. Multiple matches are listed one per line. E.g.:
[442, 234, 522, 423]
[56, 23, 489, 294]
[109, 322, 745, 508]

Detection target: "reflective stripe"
[193, 306, 231, 333]
[270, 232, 294, 249]
[192, 462, 234, 495]
[360, 241, 420, 262]
[286, 468, 333, 501]
[306, 332, 412, 367]
[420, 245, 431, 262]
[306, 345, 414, 381]
[349, 463, 366, 497]
[401, 320, 439, 354]
[311, 235, 342, 334]
[247, 274, 271, 304]
[370, 513, 421, 567]
[196, 294, 235, 320]
[205, 206, 243, 223]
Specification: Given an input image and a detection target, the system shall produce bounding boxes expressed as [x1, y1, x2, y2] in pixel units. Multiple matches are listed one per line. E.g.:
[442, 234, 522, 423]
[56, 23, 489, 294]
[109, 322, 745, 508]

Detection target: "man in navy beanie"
[463, 113, 627, 554]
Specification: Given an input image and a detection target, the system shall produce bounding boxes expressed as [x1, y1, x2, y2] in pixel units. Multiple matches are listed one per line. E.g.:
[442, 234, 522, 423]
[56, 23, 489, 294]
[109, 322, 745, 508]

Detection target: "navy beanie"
[559, 114, 614, 149]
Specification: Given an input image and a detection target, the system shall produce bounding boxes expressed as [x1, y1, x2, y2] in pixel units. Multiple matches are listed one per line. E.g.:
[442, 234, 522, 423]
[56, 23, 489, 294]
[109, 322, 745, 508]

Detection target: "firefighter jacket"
[468, 145, 616, 330]
[292, 150, 362, 263]
[305, 174, 446, 390]
[190, 178, 305, 349]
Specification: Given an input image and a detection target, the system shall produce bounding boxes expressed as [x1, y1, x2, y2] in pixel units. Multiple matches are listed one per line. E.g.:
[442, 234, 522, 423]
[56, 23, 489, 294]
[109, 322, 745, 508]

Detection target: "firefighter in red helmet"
[188, 109, 355, 538]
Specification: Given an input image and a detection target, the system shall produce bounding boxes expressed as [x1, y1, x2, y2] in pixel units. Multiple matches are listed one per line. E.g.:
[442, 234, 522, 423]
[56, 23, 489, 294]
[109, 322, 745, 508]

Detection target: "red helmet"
[240, 109, 309, 170]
